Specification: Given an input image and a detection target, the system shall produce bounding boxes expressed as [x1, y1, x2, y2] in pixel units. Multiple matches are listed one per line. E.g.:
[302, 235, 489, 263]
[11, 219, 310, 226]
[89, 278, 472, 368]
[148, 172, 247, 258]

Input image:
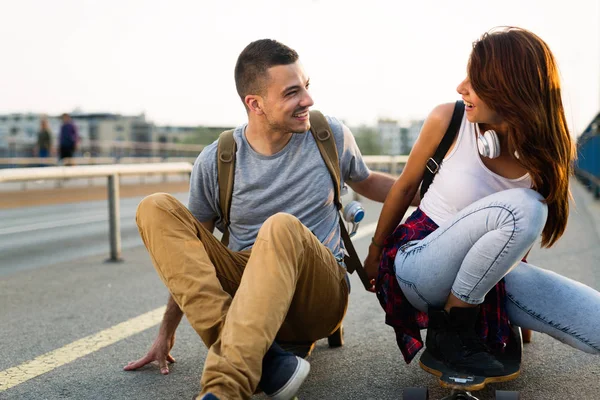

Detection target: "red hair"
[469, 27, 575, 247]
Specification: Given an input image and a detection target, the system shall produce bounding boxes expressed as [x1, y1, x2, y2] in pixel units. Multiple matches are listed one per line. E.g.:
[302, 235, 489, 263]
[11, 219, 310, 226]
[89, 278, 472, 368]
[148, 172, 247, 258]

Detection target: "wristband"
[371, 237, 384, 248]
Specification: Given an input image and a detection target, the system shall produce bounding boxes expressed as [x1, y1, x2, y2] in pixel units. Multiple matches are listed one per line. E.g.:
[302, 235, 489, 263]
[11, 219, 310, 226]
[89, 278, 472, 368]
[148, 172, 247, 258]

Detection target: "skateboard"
[403, 325, 523, 400]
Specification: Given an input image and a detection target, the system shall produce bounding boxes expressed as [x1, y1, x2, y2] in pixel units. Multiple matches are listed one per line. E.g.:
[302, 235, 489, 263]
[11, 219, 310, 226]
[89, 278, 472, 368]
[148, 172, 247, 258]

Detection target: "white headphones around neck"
[477, 129, 501, 159]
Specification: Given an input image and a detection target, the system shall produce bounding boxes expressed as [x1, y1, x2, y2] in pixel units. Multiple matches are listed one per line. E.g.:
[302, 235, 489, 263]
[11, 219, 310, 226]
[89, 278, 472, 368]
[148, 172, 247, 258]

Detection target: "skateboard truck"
[404, 386, 520, 400]
[448, 376, 475, 384]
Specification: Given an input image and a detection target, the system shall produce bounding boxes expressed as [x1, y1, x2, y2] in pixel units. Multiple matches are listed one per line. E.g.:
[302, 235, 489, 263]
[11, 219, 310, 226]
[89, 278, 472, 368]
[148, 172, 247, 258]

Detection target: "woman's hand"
[364, 242, 383, 292]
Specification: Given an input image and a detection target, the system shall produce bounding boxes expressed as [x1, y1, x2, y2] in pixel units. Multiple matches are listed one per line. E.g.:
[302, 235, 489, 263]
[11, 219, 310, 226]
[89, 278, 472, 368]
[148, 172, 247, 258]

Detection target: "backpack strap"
[217, 129, 236, 246]
[309, 111, 342, 210]
[420, 100, 464, 199]
[309, 111, 371, 290]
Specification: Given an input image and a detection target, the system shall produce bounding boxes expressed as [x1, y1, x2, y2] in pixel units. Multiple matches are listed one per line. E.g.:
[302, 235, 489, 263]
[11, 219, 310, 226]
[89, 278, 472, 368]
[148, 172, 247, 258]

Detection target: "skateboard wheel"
[403, 387, 429, 400]
[522, 328, 532, 343]
[279, 342, 315, 359]
[327, 325, 344, 347]
[496, 390, 520, 399]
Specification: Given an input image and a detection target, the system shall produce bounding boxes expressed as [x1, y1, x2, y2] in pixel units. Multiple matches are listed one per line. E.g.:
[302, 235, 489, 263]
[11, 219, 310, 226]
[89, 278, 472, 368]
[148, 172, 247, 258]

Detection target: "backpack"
[217, 110, 371, 290]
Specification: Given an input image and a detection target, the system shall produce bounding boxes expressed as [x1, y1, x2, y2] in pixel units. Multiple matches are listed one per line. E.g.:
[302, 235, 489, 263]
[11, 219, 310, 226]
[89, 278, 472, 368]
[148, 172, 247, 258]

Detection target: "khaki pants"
[136, 193, 349, 399]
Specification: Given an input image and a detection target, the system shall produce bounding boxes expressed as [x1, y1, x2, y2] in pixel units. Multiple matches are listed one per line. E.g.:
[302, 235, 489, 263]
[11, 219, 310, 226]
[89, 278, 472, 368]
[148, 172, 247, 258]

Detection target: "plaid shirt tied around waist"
[375, 207, 510, 364]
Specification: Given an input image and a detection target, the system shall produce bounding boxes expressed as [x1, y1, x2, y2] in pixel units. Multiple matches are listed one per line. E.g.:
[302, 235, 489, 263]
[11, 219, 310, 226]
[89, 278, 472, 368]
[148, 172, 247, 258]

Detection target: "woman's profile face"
[456, 77, 502, 126]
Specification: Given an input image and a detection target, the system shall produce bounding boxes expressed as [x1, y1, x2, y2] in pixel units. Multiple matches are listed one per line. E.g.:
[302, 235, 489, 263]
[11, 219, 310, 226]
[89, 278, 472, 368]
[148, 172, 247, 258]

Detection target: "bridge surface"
[1, 180, 599, 400]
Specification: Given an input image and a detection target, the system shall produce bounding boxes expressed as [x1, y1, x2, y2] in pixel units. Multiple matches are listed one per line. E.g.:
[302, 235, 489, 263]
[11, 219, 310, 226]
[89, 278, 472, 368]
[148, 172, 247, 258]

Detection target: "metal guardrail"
[575, 168, 600, 199]
[1, 154, 408, 164]
[363, 155, 408, 175]
[0, 163, 193, 183]
[0, 157, 120, 167]
[0, 156, 199, 167]
[2, 138, 206, 158]
[0, 163, 193, 262]
[0, 155, 409, 262]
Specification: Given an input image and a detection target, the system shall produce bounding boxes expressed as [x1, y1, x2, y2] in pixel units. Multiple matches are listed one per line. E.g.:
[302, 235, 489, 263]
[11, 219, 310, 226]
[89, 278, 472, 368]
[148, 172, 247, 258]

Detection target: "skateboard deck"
[419, 349, 520, 392]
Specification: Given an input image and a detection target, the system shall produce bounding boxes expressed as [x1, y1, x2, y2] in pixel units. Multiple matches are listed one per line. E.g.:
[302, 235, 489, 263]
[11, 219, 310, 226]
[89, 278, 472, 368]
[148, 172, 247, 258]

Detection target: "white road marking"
[0, 213, 135, 235]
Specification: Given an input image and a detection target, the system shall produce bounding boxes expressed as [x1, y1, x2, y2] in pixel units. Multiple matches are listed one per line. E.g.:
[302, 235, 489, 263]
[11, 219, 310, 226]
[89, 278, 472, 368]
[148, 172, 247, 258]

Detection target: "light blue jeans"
[395, 188, 600, 354]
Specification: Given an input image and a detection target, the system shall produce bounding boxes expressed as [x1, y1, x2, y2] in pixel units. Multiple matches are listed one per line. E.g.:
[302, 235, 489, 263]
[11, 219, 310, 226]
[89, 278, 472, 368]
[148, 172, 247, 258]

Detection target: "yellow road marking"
[0, 306, 165, 392]
[0, 213, 389, 392]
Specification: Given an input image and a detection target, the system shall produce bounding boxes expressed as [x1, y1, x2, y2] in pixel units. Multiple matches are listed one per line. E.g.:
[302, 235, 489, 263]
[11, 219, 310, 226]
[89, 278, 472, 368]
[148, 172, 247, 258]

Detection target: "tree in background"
[182, 126, 234, 146]
[353, 125, 382, 155]
[181, 124, 384, 156]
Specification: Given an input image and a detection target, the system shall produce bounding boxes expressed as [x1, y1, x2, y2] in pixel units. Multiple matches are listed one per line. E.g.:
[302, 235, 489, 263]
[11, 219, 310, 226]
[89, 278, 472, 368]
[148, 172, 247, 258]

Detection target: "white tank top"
[419, 113, 532, 226]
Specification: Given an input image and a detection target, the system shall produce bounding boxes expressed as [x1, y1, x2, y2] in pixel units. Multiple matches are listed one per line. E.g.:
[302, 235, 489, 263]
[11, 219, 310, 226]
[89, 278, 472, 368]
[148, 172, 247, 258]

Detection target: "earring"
[477, 130, 501, 159]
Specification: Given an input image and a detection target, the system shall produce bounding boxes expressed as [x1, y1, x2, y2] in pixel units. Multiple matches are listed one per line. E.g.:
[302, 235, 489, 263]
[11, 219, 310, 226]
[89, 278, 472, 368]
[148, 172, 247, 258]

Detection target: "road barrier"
[0, 155, 409, 262]
[0, 163, 193, 262]
[1, 138, 205, 159]
[576, 123, 600, 199]
[0, 155, 407, 168]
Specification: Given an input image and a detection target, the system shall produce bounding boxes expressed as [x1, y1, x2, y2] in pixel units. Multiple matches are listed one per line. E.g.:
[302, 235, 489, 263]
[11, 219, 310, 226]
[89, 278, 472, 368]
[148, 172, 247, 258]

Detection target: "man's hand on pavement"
[123, 333, 176, 375]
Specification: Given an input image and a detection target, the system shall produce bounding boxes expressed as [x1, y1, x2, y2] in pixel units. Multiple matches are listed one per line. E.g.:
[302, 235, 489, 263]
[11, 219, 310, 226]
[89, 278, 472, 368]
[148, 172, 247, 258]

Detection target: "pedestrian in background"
[59, 113, 79, 166]
[36, 117, 52, 161]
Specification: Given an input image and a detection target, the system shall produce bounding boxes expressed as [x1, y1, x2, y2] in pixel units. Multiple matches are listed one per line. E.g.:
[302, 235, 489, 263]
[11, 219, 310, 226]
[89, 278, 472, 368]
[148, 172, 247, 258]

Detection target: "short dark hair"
[234, 39, 299, 104]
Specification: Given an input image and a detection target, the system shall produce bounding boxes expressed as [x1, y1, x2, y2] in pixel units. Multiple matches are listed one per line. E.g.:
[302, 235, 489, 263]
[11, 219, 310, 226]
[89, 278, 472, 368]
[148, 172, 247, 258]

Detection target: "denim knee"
[507, 188, 548, 243]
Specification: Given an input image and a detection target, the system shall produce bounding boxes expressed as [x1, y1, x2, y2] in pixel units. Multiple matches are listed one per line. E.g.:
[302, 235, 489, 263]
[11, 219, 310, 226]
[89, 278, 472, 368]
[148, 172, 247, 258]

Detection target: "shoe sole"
[269, 357, 310, 400]
[420, 360, 521, 391]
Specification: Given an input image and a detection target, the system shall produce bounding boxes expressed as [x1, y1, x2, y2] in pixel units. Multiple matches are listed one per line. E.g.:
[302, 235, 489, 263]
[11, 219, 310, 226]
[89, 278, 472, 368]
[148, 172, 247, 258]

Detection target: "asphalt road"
[0, 193, 188, 276]
[1, 182, 600, 399]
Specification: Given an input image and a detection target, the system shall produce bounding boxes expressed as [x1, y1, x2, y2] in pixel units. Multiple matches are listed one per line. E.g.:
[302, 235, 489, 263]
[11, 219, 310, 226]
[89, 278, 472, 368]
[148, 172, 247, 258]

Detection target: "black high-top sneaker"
[425, 306, 504, 377]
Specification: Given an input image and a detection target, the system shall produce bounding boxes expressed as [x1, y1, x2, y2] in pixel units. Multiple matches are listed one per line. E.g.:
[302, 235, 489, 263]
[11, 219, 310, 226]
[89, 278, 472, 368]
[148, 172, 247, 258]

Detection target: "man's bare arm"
[347, 171, 396, 203]
[124, 296, 183, 374]
[160, 295, 184, 337]
[124, 218, 216, 375]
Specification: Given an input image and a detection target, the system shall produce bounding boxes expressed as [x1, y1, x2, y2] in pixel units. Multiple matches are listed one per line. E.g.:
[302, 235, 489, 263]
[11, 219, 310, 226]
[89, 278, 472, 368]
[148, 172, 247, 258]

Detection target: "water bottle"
[342, 201, 365, 237]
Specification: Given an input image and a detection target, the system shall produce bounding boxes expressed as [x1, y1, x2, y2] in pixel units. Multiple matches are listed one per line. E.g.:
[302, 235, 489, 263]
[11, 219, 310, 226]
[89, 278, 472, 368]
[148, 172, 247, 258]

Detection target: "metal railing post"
[391, 156, 398, 176]
[107, 174, 122, 262]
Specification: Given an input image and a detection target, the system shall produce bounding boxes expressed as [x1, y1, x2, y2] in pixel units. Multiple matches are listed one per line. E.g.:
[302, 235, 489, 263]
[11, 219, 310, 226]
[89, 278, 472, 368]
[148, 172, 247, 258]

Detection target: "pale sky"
[1, 0, 598, 135]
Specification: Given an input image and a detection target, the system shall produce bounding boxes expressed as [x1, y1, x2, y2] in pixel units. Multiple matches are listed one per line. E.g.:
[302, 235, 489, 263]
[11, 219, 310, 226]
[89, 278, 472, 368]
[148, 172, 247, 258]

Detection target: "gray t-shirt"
[188, 116, 370, 259]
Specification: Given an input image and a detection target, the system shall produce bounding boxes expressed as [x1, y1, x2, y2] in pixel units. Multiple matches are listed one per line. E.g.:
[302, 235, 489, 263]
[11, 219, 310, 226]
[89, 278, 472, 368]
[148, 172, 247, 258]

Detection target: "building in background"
[72, 113, 152, 157]
[2, 110, 430, 158]
[154, 125, 197, 144]
[402, 119, 424, 154]
[376, 118, 424, 155]
[0, 113, 89, 157]
[0, 111, 212, 158]
[377, 119, 401, 155]
[0, 112, 162, 157]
